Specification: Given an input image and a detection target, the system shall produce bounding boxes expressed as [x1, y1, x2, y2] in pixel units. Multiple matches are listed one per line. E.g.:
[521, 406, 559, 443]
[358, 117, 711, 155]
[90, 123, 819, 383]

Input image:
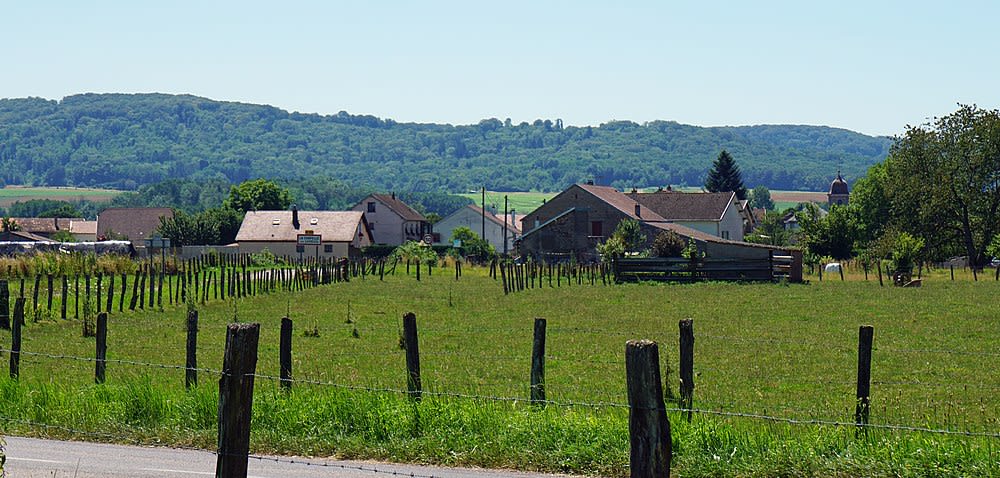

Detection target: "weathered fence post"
[9, 298, 24, 379]
[0, 280, 9, 330]
[280, 317, 293, 392]
[876, 262, 883, 287]
[679, 318, 695, 422]
[186, 308, 199, 389]
[61, 276, 68, 320]
[530, 318, 546, 405]
[855, 325, 874, 433]
[403, 312, 421, 400]
[216, 322, 260, 478]
[95, 312, 108, 384]
[625, 339, 672, 478]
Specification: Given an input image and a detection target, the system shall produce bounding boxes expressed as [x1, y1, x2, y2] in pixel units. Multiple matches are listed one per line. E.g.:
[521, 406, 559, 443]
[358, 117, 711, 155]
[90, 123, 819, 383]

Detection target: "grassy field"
[1, 265, 999, 476]
[0, 186, 122, 208]
[457, 191, 555, 215]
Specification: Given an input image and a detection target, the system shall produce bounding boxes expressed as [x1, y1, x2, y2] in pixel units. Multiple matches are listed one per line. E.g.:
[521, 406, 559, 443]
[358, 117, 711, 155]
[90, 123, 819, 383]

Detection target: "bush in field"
[450, 227, 495, 262]
[651, 230, 686, 257]
[389, 241, 437, 265]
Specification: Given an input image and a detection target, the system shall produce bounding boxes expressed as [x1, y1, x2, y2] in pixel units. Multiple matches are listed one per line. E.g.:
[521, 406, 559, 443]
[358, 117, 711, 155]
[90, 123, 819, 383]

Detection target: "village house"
[8, 217, 80, 239]
[235, 207, 372, 259]
[351, 193, 428, 246]
[433, 204, 522, 253]
[69, 220, 98, 242]
[519, 182, 796, 268]
[96, 207, 174, 246]
[626, 189, 745, 241]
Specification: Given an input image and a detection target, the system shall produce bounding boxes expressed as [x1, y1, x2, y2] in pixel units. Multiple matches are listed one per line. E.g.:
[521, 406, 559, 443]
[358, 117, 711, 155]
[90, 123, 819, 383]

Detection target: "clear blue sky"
[2, 1, 997, 136]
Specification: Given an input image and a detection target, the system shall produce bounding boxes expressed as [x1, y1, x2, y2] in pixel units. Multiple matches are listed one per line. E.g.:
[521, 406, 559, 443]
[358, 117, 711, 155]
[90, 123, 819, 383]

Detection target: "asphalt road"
[4, 436, 580, 478]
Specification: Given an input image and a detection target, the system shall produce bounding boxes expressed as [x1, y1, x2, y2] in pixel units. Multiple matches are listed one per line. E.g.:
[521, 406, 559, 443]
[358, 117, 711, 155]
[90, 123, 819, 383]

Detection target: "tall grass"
[0, 265, 998, 476]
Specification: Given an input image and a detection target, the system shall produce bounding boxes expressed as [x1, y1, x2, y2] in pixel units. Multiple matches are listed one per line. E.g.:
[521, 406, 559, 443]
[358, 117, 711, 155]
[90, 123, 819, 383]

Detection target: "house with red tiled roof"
[9, 217, 80, 239]
[519, 182, 795, 266]
[433, 204, 522, 254]
[351, 193, 428, 246]
[96, 207, 174, 245]
[626, 190, 744, 241]
[235, 208, 372, 259]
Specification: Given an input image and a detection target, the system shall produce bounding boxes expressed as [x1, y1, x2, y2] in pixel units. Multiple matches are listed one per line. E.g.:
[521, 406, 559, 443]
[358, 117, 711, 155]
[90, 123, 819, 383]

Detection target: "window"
[591, 221, 603, 237]
[324, 244, 333, 253]
[721, 231, 730, 240]
[367, 202, 376, 213]
[295, 245, 305, 253]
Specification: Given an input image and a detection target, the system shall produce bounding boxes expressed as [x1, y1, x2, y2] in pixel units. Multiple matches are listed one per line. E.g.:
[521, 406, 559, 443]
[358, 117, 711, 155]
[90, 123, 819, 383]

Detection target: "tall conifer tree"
[705, 150, 747, 200]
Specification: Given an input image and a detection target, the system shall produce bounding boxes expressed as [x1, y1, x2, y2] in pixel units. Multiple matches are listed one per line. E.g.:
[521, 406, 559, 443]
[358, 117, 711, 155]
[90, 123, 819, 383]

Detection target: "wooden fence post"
[679, 318, 695, 422]
[216, 322, 260, 478]
[61, 276, 68, 320]
[855, 325, 874, 432]
[95, 312, 108, 384]
[403, 312, 421, 400]
[0, 280, 9, 330]
[530, 318, 546, 404]
[9, 298, 24, 379]
[625, 339, 672, 478]
[876, 262, 883, 287]
[280, 317, 292, 391]
[186, 308, 199, 389]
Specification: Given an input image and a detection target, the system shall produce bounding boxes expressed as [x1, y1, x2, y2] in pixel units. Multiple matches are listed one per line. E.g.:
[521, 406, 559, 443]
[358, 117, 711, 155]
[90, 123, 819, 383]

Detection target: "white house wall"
[434, 207, 517, 252]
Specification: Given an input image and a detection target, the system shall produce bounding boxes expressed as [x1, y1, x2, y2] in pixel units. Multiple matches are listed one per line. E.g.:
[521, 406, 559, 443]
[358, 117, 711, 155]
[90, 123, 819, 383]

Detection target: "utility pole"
[503, 195, 508, 256]
[481, 187, 486, 240]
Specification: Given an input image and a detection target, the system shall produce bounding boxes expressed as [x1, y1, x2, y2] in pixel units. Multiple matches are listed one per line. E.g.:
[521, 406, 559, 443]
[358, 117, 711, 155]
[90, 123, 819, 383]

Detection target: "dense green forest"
[0, 93, 891, 192]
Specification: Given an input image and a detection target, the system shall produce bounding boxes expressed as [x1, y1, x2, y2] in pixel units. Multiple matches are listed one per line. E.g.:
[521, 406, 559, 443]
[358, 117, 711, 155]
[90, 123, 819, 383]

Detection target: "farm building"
[627, 189, 745, 241]
[235, 208, 372, 259]
[8, 217, 80, 239]
[97, 207, 174, 246]
[519, 182, 799, 278]
[69, 220, 98, 242]
[351, 193, 428, 246]
[433, 204, 522, 253]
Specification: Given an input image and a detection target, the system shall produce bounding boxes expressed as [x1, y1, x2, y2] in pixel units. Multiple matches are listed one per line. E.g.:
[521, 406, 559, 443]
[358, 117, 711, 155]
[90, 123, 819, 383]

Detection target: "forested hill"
[0, 93, 892, 192]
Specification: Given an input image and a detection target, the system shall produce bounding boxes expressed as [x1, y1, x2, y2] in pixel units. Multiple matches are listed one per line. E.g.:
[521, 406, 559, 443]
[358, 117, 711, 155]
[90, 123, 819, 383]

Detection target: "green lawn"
[1, 266, 998, 476]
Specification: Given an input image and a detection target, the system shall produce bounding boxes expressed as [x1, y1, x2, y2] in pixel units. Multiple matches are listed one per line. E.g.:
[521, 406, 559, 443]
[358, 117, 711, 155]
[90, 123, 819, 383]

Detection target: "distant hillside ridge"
[0, 93, 892, 192]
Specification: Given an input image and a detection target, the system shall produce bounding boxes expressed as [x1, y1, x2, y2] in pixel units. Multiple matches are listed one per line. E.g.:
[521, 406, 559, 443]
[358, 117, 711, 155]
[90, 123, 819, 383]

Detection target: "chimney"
[586, 179, 594, 186]
[635, 203, 641, 218]
[54, 217, 60, 230]
[391, 191, 396, 200]
[292, 205, 300, 229]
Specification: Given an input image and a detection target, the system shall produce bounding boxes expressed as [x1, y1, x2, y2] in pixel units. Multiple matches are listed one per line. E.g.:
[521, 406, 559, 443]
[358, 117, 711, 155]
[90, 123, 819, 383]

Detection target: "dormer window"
[310, 218, 319, 225]
[272, 219, 280, 225]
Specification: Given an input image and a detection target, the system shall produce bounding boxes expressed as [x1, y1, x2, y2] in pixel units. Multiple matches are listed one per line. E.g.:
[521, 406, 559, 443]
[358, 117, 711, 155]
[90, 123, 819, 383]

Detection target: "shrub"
[651, 231, 686, 257]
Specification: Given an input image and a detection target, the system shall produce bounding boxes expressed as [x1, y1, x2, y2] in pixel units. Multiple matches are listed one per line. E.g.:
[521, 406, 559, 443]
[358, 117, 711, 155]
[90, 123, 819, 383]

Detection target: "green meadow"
[1, 265, 998, 477]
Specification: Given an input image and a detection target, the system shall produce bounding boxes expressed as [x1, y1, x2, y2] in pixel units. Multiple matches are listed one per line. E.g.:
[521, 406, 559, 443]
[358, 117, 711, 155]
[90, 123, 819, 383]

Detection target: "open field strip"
[1, 266, 998, 476]
[0, 186, 123, 207]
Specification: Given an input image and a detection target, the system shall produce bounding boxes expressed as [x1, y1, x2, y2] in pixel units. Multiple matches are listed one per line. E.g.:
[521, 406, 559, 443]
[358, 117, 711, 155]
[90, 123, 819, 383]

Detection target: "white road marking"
[7, 457, 68, 464]
[140, 469, 213, 476]
[140, 469, 270, 478]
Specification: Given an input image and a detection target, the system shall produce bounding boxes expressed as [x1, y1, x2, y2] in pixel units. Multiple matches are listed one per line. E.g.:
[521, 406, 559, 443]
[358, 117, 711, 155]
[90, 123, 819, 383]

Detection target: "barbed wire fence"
[1, 308, 999, 477]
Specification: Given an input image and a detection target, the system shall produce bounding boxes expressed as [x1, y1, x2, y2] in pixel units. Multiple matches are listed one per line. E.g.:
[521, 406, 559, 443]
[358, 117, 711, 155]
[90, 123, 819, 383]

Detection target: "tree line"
[0, 93, 891, 193]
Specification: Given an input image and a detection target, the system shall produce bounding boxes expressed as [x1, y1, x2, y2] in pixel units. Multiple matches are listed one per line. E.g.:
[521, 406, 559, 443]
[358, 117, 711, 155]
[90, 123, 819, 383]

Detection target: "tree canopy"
[704, 150, 747, 200]
[879, 105, 1000, 266]
[225, 179, 292, 213]
[0, 93, 890, 193]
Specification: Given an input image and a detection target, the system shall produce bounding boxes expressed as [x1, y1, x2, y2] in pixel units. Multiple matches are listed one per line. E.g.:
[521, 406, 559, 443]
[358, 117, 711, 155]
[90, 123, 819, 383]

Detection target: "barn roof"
[10, 217, 79, 234]
[627, 191, 737, 221]
[97, 207, 174, 243]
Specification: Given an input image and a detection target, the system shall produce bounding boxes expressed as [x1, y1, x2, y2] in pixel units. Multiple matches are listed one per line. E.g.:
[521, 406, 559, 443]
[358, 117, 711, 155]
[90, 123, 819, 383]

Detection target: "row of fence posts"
[495, 260, 611, 295]
[0, 259, 374, 327]
[3, 300, 877, 478]
[820, 261, 1000, 285]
